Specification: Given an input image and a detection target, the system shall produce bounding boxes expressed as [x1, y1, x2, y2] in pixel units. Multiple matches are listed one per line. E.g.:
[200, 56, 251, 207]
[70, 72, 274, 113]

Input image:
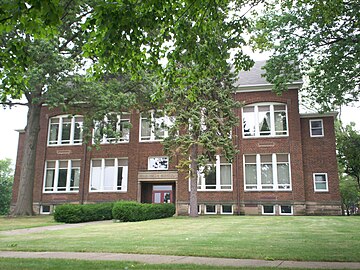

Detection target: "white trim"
[204, 204, 217, 214]
[220, 204, 233, 215]
[236, 82, 302, 93]
[89, 158, 128, 193]
[262, 205, 275, 215]
[43, 160, 81, 193]
[279, 205, 293, 215]
[300, 112, 338, 118]
[47, 115, 83, 146]
[244, 153, 292, 191]
[40, 205, 51, 214]
[309, 119, 324, 137]
[242, 103, 289, 138]
[313, 173, 329, 192]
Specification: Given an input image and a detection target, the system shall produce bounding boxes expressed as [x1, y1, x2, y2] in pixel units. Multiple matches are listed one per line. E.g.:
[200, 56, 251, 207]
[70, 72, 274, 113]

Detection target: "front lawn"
[0, 216, 60, 231]
[0, 216, 359, 262]
[0, 258, 315, 270]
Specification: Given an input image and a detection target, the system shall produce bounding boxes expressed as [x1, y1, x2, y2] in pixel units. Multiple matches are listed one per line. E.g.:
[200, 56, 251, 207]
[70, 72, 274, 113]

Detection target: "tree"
[1, 0, 257, 215]
[336, 122, 360, 189]
[339, 173, 359, 215]
[251, 0, 360, 110]
[0, 159, 13, 215]
[162, 66, 240, 217]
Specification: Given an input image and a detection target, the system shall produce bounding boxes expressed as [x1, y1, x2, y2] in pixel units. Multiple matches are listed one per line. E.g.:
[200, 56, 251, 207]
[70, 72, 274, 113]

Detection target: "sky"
[1, 51, 359, 164]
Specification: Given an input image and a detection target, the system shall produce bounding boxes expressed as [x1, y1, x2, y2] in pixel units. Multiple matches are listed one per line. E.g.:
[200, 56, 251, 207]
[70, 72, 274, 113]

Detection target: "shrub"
[112, 201, 175, 222]
[54, 202, 113, 223]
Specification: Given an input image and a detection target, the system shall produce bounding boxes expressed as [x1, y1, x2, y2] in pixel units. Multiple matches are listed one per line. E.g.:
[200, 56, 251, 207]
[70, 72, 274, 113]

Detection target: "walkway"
[1, 251, 360, 269]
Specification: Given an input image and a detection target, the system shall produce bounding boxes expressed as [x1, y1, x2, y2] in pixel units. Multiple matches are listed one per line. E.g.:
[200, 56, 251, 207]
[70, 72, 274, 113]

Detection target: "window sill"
[244, 189, 292, 192]
[47, 144, 83, 147]
[197, 189, 233, 192]
[314, 190, 329, 193]
[139, 140, 164, 143]
[43, 191, 79, 194]
[242, 135, 289, 139]
[89, 190, 127, 193]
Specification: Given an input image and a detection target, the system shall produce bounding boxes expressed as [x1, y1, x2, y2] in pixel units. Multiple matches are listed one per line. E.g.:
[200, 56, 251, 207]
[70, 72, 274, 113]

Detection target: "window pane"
[220, 165, 231, 185]
[120, 120, 130, 141]
[316, 182, 327, 190]
[61, 121, 71, 144]
[243, 107, 255, 136]
[258, 106, 271, 136]
[148, 157, 168, 170]
[205, 166, 216, 189]
[245, 155, 256, 163]
[245, 164, 257, 184]
[118, 159, 128, 166]
[280, 205, 292, 214]
[73, 121, 82, 143]
[117, 167, 123, 190]
[70, 168, 80, 190]
[57, 168, 67, 190]
[261, 164, 273, 185]
[206, 205, 216, 213]
[45, 169, 55, 190]
[311, 120, 322, 128]
[274, 111, 287, 135]
[263, 205, 274, 214]
[141, 118, 151, 140]
[222, 205, 233, 213]
[277, 164, 290, 184]
[103, 165, 115, 190]
[49, 123, 59, 144]
[90, 166, 101, 190]
[154, 116, 165, 139]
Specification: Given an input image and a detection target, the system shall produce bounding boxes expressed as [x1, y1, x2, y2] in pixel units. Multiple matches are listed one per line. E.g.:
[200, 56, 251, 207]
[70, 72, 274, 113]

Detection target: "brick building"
[12, 62, 342, 215]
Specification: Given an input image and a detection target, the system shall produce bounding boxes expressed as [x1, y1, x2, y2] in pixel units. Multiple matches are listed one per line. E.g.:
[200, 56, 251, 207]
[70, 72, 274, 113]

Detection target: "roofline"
[300, 111, 338, 118]
[15, 129, 25, 133]
[235, 82, 303, 93]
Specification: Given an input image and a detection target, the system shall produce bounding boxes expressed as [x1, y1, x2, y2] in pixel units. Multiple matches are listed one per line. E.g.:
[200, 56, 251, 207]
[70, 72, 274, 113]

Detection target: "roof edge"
[300, 112, 338, 118]
[15, 129, 25, 133]
[235, 82, 303, 93]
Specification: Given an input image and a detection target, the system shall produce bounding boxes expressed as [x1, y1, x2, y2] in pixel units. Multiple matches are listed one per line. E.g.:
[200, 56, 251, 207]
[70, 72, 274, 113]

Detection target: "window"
[313, 173, 328, 192]
[242, 103, 288, 137]
[279, 205, 293, 215]
[221, 205, 233, 214]
[44, 160, 80, 193]
[198, 155, 232, 190]
[310, 119, 324, 137]
[262, 205, 275, 215]
[205, 204, 217, 214]
[244, 154, 291, 191]
[94, 113, 130, 144]
[90, 158, 128, 192]
[140, 111, 173, 141]
[48, 115, 83, 145]
[148, 156, 169, 170]
[40, 205, 51, 214]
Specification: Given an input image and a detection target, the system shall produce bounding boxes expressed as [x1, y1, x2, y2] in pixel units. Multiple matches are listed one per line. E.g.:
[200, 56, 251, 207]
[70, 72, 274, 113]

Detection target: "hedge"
[54, 202, 114, 223]
[112, 201, 175, 222]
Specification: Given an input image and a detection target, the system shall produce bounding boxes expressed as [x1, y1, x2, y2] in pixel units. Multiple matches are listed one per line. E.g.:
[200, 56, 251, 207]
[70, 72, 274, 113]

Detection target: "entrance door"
[152, 185, 173, 203]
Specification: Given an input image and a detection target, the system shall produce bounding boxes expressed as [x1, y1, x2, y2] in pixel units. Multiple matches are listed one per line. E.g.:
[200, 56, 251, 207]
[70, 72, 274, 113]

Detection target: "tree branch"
[0, 101, 29, 107]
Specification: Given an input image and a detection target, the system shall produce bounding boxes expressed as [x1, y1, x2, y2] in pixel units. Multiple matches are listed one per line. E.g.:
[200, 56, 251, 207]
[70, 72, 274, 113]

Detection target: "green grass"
[0, 216, 60, 231]
[0, 216, 359, 262]
[0, 258, 315, 270]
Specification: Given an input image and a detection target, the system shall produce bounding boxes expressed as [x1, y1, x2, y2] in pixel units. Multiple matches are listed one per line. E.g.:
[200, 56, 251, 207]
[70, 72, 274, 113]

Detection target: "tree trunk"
[189, 144, 198, 217]
[12, 103, 42, 216]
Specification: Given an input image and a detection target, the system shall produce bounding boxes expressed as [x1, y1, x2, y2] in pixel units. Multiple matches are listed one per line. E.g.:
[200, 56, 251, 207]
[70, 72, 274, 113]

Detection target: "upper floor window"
[94, 113, 130, 144]
[48, 115, 83, 145]
[43, 160, 80, 193]
[140, 111, 172, 141]
[244, 153, 291, 191]
[243, 103, 288, 137]
[90, 158, 128, 192]
[148, 156, 169, 170]
[310, 119, 324, 137]
[313, 173, 328, 192]
[198, 155, 232, 191]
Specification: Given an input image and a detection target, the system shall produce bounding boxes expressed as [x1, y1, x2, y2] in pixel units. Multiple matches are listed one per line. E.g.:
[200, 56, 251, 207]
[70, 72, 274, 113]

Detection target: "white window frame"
[43, 160, 81, 193]
[40, 205, 51, 214]
[47, 115, 83, 146]
[89, 158, 128, 192]
[197, 155, 233, 191]
[188, 204, 202, 215]
[139, 110, 172, 142]
[220, 204, 233, 215]
[242, 103, 288, 138]
[148, 156, 169, 171]
[204, 204, 217, 214]
[313, 173, 328, 192]
[244, 153, 292, 191]
[93, 113, 130, 144]
[262, 205, 275, 215]
[310, 119, 324, 137]
[279, 205, 293, 215]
